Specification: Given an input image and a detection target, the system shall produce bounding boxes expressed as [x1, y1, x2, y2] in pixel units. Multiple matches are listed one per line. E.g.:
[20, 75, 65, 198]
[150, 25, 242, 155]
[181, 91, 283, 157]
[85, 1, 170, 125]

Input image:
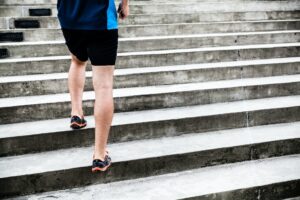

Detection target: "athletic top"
[57, 0, 118, 30]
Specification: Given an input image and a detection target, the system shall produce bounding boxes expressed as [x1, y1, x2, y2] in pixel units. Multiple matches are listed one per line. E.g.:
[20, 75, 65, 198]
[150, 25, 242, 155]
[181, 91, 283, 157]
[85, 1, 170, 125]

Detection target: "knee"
[92, 66, 114, 91]
[71, 54, 87, 66]
[93, 81, 113, 91]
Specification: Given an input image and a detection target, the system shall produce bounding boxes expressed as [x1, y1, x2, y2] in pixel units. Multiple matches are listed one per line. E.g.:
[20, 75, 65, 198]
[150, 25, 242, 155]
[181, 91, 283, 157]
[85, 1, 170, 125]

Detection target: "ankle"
[94, 155, 105, 161]
[71, 111, 84, 117]
[93, 151, 108, 161]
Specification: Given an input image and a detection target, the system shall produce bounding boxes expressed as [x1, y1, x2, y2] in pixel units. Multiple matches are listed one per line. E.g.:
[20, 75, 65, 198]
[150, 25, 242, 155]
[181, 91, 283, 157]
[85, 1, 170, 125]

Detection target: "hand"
[118, 3, 129, 20]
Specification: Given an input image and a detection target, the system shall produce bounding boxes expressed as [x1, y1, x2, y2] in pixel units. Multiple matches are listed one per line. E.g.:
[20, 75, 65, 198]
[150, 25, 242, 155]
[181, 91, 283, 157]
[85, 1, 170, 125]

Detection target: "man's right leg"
[92, 65, 115, 161]
[68, 53, 87, 118]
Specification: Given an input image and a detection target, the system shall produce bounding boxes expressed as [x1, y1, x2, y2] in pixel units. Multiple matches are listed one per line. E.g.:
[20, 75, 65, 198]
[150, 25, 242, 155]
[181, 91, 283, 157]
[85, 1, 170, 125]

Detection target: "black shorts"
[61, 28, 118, 66]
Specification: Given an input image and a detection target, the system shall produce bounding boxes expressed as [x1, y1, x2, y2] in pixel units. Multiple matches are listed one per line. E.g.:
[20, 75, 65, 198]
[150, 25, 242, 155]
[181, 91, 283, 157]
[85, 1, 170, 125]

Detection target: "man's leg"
[92, 65, 114, 161]
[68, 54, 87, 117]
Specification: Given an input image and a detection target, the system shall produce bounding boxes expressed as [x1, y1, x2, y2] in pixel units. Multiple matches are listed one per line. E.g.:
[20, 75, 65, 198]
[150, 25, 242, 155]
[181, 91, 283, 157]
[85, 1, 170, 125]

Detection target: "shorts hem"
[90, 62, 116, 66]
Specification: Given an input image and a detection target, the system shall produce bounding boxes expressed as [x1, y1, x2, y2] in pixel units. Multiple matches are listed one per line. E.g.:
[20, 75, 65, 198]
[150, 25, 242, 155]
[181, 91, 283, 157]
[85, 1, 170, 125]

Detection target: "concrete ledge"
[0, 0, 295, 5]
[0, 30, 299, 59]
[18, 155, 300, 200]
[10, 155, 300, 200]
[1, 95, 300, 156]
[1, 20, 299, 41]
[1, 74, 300, 123]
[0, 43, 299, 76]
[0, 124, 299, 198]
[1, 1, 300, 17]
[1, 57, 300, 97]
[1, 11, 299, 29]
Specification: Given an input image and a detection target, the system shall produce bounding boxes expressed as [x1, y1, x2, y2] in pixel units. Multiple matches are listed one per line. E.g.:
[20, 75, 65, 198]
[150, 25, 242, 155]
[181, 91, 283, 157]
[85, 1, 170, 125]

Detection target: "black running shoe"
[70, 115, 87, 129]
[92, 154, 112, 172]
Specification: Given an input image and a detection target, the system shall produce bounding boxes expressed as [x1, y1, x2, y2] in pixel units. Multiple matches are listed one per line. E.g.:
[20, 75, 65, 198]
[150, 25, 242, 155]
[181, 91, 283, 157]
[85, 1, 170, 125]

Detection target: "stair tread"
[1, 74, 300, 107]
[1, 57, 300, 83]
[284, 197, 300, 200]
[1, 10, 300, 18]
[1, 29, 300, 47]
[0, 121, 299, 178]
[1, 95, 300, 139]
[1, 0, 300, 198]
[17, 154, 300, 199]
[0, 18, 299, 34]
[1, 42, 300, 64]
[117, 18, 300, 27]
[0, 18, 300, 38]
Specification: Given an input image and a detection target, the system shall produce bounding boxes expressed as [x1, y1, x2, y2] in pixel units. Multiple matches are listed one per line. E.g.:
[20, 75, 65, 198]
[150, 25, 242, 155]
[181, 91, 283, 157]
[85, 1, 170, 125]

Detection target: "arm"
[119, 0, 129, 20]
[122, 0, 129, 6]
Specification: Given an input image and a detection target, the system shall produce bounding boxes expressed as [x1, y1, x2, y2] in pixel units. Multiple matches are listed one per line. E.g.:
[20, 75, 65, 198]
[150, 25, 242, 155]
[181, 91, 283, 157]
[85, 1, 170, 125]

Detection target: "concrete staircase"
[0, 0, 300, 199]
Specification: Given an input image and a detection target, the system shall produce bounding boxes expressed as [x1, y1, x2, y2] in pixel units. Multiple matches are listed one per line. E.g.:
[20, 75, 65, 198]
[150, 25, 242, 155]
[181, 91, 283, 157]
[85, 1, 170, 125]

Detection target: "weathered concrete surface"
[1, 74, 300, 124]
[1, 43, 300, 76]
[1, 10, 299, 29]
[284, 197, 300, 200]
[1, 20, 300, 41]
[4, 154, 300, 200]
[1, 95, 300, 156]
[1, 1, 300, 17]
[0, 0, 299, 198]
[1, 57, 300, 97]
[1, 31, 299, 58]
[0, 0, 295, 5]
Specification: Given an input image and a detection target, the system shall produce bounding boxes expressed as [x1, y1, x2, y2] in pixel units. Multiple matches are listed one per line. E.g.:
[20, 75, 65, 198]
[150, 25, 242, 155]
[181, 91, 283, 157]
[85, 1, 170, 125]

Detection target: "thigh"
[86, 29, 119, 66]
[61, 28, 89, 62]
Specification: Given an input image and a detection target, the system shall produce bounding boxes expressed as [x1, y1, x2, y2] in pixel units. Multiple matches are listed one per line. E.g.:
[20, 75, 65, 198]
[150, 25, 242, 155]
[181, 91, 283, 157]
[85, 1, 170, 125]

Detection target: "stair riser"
[2, 61, 300, 98]
[1, 101, 300, 157]
[2, 11, 300, 29]
[0, 7, 54, 18]
[0, 0, 299, 198]
[2, 32, 300, 59]
[120, 21, 300, 38]
[0, 0, 295, 5]
[129, 2, 300, 14]
[0, 138, 299, 198]
[1, 46, 300, 76]
[0, 0, 57, 4]
[0, 18, 7, 29]
[0, 0, 185, 5]
[0, 0, 293, 5]
[1, 1, 299, 17]
[1, 21, 299, 42]
[182, 180, 300, 200]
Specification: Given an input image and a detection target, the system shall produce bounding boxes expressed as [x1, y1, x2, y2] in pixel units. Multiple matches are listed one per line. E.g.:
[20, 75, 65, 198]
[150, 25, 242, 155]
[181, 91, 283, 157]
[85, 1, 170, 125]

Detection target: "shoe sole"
[91, 163, 111, 172]
[70, 121, 87, 129]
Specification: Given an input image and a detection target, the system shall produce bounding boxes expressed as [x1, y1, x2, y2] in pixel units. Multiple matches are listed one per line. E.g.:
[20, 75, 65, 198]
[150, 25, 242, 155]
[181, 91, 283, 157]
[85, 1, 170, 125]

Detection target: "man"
[57, 0, 129, 172]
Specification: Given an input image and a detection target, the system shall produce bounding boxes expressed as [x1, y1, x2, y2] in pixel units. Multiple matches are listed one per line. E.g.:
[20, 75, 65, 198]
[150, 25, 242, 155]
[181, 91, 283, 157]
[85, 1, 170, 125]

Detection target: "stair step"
[1, 95, 300, 156]
[0, 0, 298, 199]
[0, 0, 295, 5]
[0, 1, 299, 17]
[1, 20, 299, 41]
[12, 154, 300, 200]
[1, 30, 299, 58]
[1, 74, 300, 124]
[1, 42, 299, 76]
[1, 11, 300, 29]
[284, 197, 300, 200]
[0, 122, 299, 198]
[1, 57, 300, 98]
